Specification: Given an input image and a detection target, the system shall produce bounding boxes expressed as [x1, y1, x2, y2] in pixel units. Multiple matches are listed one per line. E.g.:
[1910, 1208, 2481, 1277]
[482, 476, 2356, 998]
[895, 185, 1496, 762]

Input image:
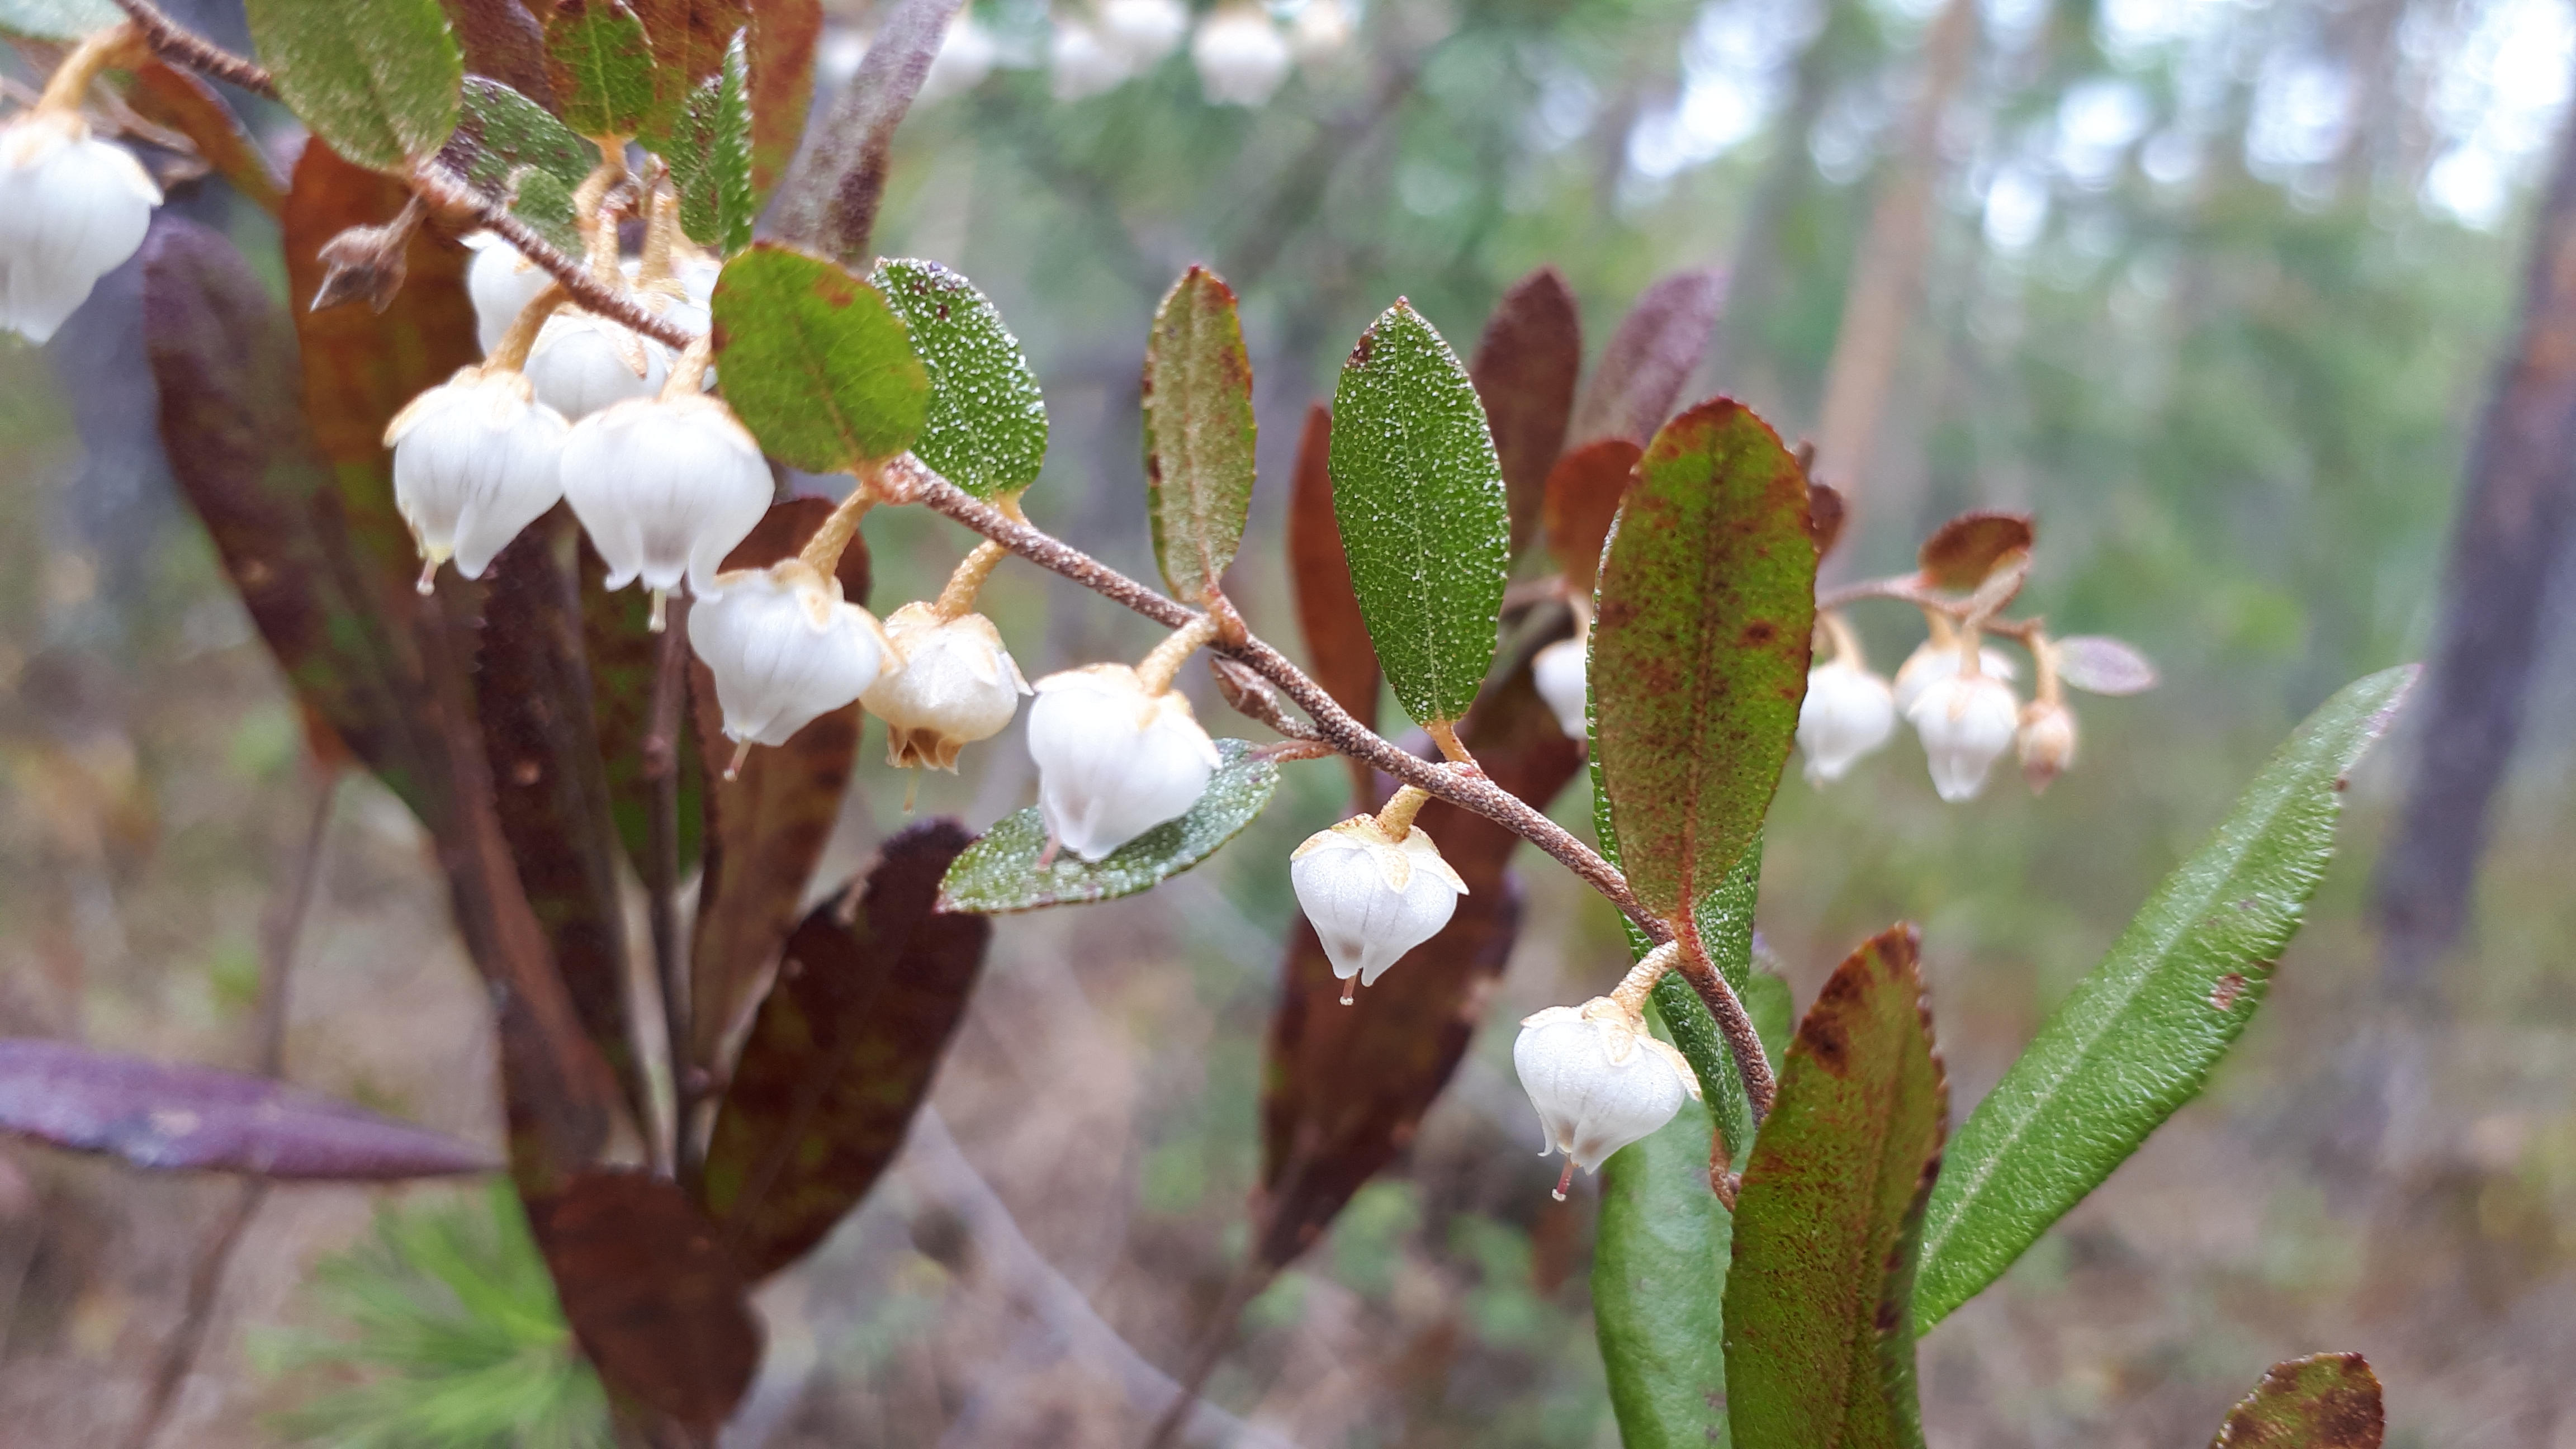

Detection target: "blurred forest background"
[5, 0, 2576, 1442]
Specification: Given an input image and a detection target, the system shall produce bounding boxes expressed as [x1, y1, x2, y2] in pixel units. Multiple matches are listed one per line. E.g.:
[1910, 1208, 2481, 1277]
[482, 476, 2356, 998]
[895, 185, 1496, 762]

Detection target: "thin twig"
[641, 605, 696, 1187]
[107, 0, 276, 97]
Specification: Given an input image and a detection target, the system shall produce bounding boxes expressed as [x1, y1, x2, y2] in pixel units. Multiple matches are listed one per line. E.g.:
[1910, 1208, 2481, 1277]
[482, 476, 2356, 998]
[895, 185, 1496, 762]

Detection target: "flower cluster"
[1797, 612, 2088, 802]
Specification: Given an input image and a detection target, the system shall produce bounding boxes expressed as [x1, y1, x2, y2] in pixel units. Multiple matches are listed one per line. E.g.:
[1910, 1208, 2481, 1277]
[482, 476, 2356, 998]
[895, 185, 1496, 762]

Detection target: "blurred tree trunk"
[2370, 70, 2576, 1000]
[1807, 0, 1978, 504]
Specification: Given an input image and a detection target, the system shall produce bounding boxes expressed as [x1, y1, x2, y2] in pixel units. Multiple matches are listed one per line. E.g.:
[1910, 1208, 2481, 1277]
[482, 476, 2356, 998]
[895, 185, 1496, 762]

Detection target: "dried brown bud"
[2018, 699, 2078, 793]
[310, 199, 424, 314]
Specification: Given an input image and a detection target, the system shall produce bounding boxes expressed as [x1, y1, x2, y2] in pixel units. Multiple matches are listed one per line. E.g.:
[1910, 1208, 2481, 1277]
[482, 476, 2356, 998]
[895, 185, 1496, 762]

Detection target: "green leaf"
[661, 30, 757, 256]
[1724, 926, 1945, 1449]
[709, 243, 927, 472]
[2208, 1353, 2385, 1448]
[0, 0, 120, 41]
[1594, 998, 1735, 1449]
[1143, 266, 1258, 602]
[543, 0, 659, 136]
[508, 168, 583, 255]
[451, 78, 595, 247]
[872, 257, 1049, 499]
[1592, 397, 1813, 923]
[1913, 666, 2417, 1330]
[1328, 300, 1509, 727]
[938, 740, 1278, 912]
[247, 0, 463, 172]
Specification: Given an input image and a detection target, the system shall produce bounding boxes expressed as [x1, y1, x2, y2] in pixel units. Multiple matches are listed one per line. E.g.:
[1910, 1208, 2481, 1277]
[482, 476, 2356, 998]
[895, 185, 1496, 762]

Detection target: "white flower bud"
[1050, 20, 1132, 100]
[686, 560, 893, 763]
[465, 233, 551, 355]
[1532, 636, 1589, 740]
[382, 366, 570, 584]
[1290, 817, 1469, 998]
[1290, 0, 1353, 61]
[1797, 659, 1897, 785]
[862, 603, 1033, 770]
[526, 310, 668, 419]
[1892, 638, 2016, 716]
[1026, 663, 1221, 861]
[1099, 0, 1191, 67]
[2017, 699, 2077, 793]
[1907, 671, 2020, 802]
[1514, 997, 1702, 1195]
[560, 393, 773, 598]
[0, 112, 159, 344]
[1192, 6, 1294, 106]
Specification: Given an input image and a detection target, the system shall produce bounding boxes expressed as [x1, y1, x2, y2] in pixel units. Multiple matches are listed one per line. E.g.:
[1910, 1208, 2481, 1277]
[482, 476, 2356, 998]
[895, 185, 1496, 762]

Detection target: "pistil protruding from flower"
[1514, 992, 1702, 1196]
[1291, 798, 1467, 1003]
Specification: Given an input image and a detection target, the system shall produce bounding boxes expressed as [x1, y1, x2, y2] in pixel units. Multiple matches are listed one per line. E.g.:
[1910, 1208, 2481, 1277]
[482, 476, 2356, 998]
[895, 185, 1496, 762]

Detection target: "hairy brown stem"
[411, 165, 701, 351]
[107, 0, 276, 98]
[1671, 926, 1778, 1121]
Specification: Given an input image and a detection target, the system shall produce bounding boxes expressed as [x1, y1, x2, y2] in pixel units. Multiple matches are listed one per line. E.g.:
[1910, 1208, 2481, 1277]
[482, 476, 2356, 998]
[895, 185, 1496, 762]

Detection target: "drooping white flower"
[1907, 671, 2020, 802]
[1098, 0, 1191, 67]
[1291, 817, 1469, 998]
[465, 233, 551, 355]
[1026, 663, 1220, 861]
[382, 366, 570, 585]
[862, 603, 1033, 770]
[1797, 659, 1897, 785]
[1532, 636, 1589, 741]
[1892, 638, 2016, 716]
[0, 111, 159, 344]
[1290, 0, 1353, 61]
[1050, 17, 1132, 100]
[1514, 997, 1702, 1195]
[526, 309, 669, 419]
[686, 559, 894, 765]
[1192, 6, 1294, 106]
[2017, 699, 2077, 793]
[917, 12, 1000, 101]
[560, 392, 773, 598]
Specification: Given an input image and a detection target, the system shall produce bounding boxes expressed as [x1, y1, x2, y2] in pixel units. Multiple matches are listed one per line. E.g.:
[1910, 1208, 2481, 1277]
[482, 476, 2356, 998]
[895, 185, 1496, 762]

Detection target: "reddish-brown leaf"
[529, 1169, 762, 1430]
[1809, 480, 1848, 560]
[441, 0, 557, 103]
[1917, 510, 2035, 591]
[685, 499, 871, 1077]
[1253, 648, 1585, 1267]
[1569, 268, 1723, 448]
[1469, 266, 1582, 555]
[1540, 438, 1642, 596]
[0, 1039, 495, 1180]
[699, 819, 989, 1278]
[2209, 1353, 2385, 1448]
[632, 0, 751, 120]
[124, 63, 285, 214]
[1286, 404, 1379, 807]
[745, 0, 821, 196]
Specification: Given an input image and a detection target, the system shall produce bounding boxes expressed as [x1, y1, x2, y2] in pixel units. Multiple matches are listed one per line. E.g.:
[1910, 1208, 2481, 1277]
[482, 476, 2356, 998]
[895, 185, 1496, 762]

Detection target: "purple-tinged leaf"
[2209, 1353, 2384, 1448]
[2055, 635, 2159, 696]
[1569, 268, 1723, 449]
[1917, 510, 2034, 591]
[1540, 437, 1640, 596]
[529, 1169, 762, 1429]
[1286, 404, 1380, 807]
[1469, 266, 1581, 555]
[1144, 265, 1258, 603]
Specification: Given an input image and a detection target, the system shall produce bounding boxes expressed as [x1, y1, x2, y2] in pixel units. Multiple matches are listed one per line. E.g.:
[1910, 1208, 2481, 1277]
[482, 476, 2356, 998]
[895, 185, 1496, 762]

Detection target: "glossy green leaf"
[1328, 300, 1509, 726]
[662, 31, 756, 255]
[0, 0, 119, 41]
[247, 0, 463, 172]
[543, 0, 657, 136]
[938, 740, 1277, 913]
[1593, 397, 1813, 922]
[451, 79, 596, 250]
[1594, 998, 1735, 1449]
[709, 243, 927, 472]
[873, 258, 1048, 499]
[1724, 926, 1944, 1449]
[2209, 1353, 2385, 1448]
[507, 168, 582, 255]
[1143, 266, 1258, 602]
[1914, 666, 2417, 1329]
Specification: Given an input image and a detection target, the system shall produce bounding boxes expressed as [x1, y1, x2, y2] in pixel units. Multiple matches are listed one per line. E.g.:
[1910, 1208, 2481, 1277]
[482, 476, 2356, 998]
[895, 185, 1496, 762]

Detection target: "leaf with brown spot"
[1540, 437, 1641, 596]
[1468, 265, 1581, 555]
[1286, 404, 1380, 806]
[1143, 265, 1258, 604]
[0, 1039, 495, 1179]
[699, 819, 989, 1278]
[440, 0, 556, 103]
[1569, 268, 1723, 448]
[1916, 510, 2034, 591]
[2209, 1353, 2384, 1448]
[543, 0, 659, 136]
[630, 0, 749, 122]
[124, 63, 285, 214]
[529, 1169, 761, 1431]
[1253, 647, 1584, 1268]
[684, 500, 871, 1079]
[1592, 399, 1814, 924]
[1723, 926, 1946, 1449]
[743, 0, 821, 196]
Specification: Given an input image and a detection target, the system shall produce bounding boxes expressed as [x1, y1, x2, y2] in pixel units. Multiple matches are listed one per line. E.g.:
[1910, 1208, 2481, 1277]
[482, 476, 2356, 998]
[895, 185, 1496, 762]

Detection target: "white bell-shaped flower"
[1798, 659, 1897, 785]
[1026, 663, 1220, 861]
[1532, 636, 1589, 740]
[1192, 6, 1294, 106]
[687, 559, 894, 764]
[2017, 699, 2077, 793]
[1291, 817, 1469, 998]
[383, 366, 570, 585]
[1892, 637, 2016, 715]
[1907, 671, 2020, 802]
[527, 309, 668, 419]
[1514, 997, 1701, 1195]
[1050, 18, 1131, 100]
[0, 112, 159, 344]
[863, 603, 1033, 770]
[560, 392, 773, 598]
[465, 234, 551, 355]
[1098, 0, 1191, 67]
